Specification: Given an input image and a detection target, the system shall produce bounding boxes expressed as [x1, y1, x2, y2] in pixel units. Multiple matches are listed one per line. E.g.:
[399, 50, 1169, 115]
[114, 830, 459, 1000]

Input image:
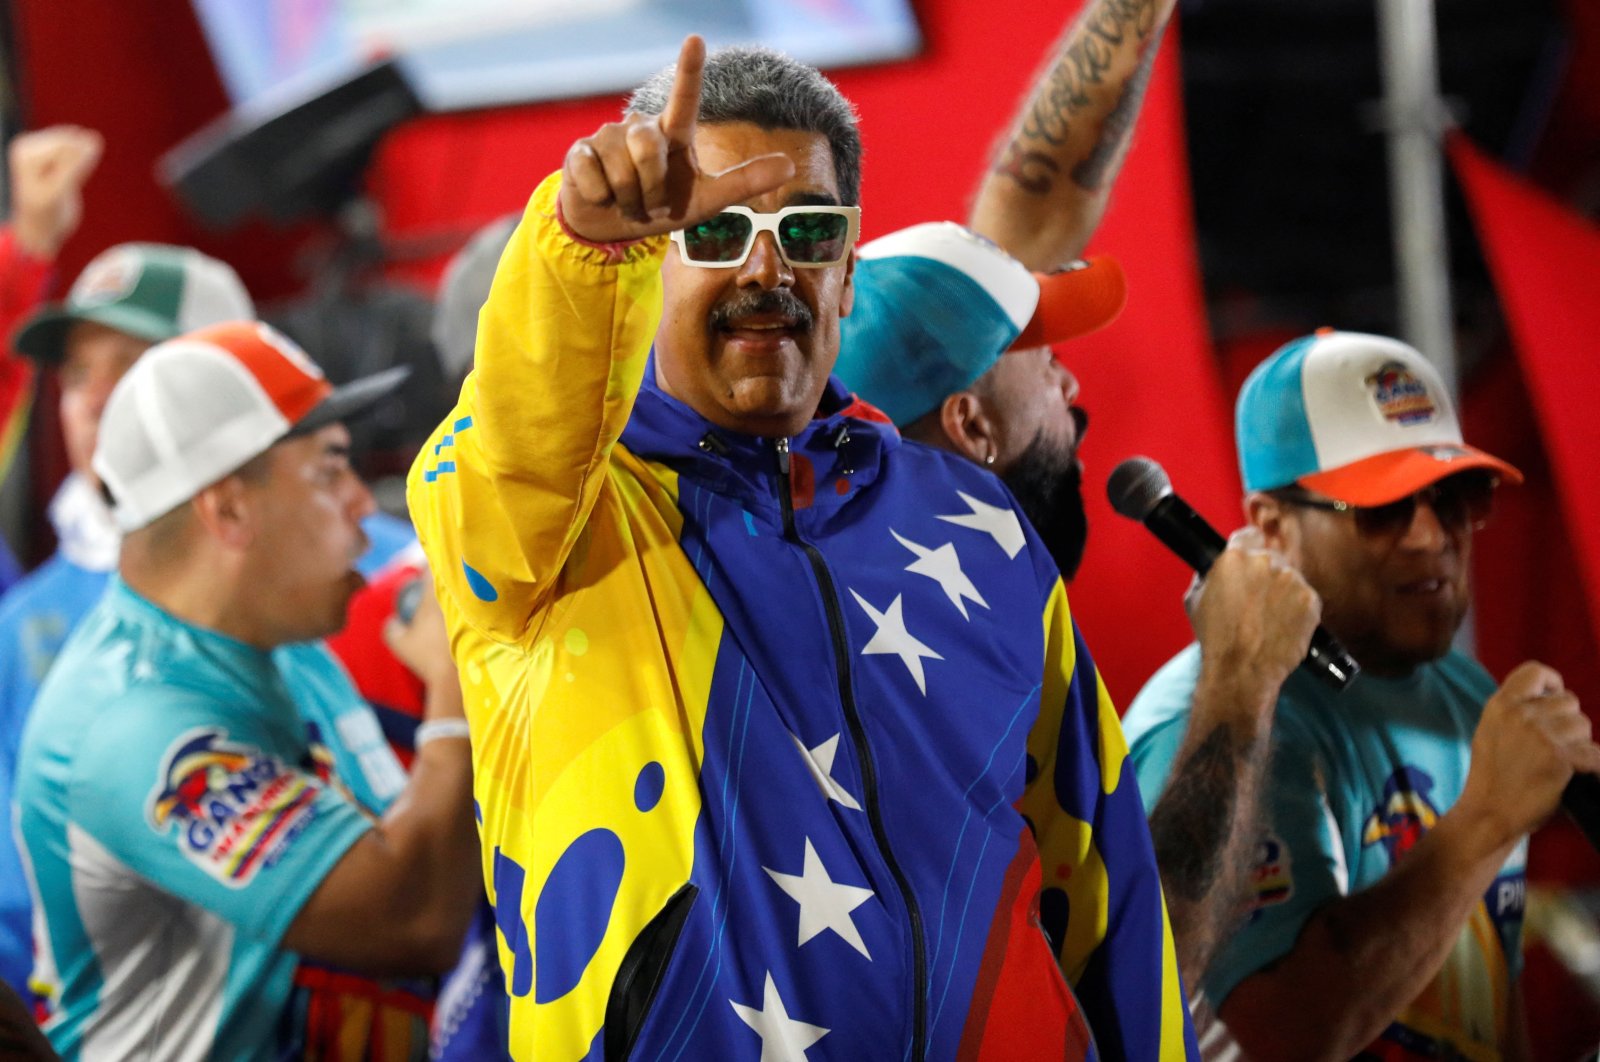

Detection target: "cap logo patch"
[71, 250, 141, 307]
[1365, 361, 1437, 426]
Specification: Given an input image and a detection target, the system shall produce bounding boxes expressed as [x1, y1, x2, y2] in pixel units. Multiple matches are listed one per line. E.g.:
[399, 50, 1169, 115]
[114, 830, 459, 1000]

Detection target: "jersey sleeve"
[1200, 707, 1346, 1008]
[65, 690, 373, 946]
[1122, 645, 1206, 810]
[1126, 718, 1187, 813]
[406, 172, 668, 647]
[1022, 581, 1196, 1059]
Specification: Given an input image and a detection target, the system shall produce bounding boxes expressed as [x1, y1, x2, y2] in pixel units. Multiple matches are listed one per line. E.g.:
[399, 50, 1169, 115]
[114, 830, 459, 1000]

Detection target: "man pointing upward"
[410, 36, 1194, 1060]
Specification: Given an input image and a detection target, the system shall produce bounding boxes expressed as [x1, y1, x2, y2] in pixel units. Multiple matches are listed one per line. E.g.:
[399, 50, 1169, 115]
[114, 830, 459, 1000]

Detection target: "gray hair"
[627, 46, 862, 206]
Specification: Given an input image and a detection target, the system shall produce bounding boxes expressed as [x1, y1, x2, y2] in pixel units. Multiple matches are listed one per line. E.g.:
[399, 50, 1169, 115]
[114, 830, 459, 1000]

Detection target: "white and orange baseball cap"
[93, 321, 408, 530]
[834, 222, 1126, 426]
[1236, 329, 1521, 505]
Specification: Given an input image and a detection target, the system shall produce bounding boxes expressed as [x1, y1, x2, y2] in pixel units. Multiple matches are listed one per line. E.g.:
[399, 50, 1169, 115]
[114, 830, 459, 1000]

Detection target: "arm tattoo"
[1070, 23, 1165, 192]
[994, 142, 1061, 196]
[1149, 722, 1245, 903]
[992, 0, 1160, 195]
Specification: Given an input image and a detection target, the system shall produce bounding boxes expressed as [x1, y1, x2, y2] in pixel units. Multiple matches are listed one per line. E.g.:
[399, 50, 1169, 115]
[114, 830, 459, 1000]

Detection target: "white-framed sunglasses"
[670, 204, 861, 268]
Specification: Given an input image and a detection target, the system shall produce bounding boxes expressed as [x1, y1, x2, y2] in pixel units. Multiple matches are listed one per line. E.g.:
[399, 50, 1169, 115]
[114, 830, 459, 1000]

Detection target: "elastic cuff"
[555, 198, 645, 265]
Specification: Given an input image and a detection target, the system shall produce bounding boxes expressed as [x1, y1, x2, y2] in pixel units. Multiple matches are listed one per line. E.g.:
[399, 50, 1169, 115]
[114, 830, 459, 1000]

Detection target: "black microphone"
[1561, 773, 1600, 852]
[1107, 455, 1359, 691]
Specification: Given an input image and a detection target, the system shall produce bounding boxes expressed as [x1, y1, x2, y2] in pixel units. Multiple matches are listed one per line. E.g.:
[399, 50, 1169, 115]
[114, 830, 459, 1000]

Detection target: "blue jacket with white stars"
[407, 173, 1196, 1062]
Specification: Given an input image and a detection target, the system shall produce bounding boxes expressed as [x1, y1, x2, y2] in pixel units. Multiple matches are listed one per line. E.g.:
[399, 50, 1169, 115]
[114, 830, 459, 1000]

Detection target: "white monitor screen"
[192, 0, 923, 113]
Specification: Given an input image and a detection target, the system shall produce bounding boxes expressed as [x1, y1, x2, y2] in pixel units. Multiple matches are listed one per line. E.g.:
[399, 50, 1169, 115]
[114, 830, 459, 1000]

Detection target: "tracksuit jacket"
[408, 173, 1196, 1061]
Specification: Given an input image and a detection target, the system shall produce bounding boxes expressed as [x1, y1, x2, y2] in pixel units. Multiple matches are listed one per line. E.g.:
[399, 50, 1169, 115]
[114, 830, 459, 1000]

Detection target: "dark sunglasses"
[670, 205, 861, 268]
[1275, 469, 1500, 538]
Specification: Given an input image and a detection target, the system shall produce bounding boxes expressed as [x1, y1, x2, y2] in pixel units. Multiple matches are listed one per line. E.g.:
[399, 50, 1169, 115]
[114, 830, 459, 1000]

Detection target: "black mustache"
[709, 290, 814, 332]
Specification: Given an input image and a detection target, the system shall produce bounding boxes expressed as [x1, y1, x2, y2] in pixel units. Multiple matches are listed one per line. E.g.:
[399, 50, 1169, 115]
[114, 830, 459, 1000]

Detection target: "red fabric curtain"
[366, 5, 1233, 704]
[13, 0, 1232, 702]
[1450, 135, 1600, 654]
[1046, 45, 1239, 707]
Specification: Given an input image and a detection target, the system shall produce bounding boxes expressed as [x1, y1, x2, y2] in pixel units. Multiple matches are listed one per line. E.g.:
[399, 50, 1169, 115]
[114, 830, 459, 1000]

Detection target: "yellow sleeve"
[406, 172, 669, 645]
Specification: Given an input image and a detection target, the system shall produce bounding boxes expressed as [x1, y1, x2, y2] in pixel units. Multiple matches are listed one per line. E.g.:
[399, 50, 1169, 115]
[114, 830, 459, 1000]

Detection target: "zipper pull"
[830, 424, 854, 477]
[697, 431, 730, 456]
[774, 436, 791, 476]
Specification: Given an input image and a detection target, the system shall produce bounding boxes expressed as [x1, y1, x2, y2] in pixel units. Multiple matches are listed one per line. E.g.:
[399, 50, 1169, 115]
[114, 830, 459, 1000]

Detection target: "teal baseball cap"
[835, 222, 1125, 426]
[1236, 329, 1521, 505]
[12, 243, 255, 364]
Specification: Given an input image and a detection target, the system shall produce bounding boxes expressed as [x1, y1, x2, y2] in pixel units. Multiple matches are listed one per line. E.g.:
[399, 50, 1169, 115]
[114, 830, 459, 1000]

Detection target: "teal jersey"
[16, 578, 384, 1062]
[1124, 644, 1526, 1059]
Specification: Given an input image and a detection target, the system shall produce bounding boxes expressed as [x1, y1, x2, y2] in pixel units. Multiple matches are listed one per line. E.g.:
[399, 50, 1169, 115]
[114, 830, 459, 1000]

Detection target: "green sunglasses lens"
[778, 212, 850, 263]
[682, 213, 754, 262]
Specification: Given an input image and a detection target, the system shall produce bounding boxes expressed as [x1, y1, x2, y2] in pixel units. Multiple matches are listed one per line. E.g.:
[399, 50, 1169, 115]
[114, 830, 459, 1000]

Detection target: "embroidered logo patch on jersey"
[1365, 361, 1437, 426]
[1361, 765, 1440, 862]
[1248, 832, 1293, 917]
[146, 727, 321, 888]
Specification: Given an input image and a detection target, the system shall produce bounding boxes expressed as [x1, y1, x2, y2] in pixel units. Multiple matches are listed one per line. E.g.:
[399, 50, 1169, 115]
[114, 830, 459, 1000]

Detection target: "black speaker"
[159, 59, 420, 230]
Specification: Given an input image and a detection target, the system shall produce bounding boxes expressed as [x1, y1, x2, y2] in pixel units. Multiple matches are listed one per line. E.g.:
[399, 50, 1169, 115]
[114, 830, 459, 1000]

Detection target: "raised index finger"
[659, 35, 706, 143]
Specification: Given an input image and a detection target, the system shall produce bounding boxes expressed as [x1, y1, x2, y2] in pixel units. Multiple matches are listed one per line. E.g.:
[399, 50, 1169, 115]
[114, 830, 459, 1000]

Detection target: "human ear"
[938, 390, 999, 467]
[192, 475, 258, 550]
[1247, 492, 1296, 559]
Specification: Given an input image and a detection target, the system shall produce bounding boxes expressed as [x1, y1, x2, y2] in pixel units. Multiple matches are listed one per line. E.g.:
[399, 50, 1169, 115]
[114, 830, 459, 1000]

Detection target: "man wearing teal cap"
[832, 0, 1324, 1002]
[1123, 330, 1597, 1058]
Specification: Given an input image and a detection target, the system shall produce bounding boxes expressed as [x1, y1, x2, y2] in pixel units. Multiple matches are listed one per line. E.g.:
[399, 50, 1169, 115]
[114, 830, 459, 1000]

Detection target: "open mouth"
[722, 315, 802, 341]
[710, 291, 813, 343]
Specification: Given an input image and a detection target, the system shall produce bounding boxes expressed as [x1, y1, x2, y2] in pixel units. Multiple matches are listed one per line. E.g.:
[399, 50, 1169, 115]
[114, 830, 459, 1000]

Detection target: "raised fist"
[9, 125, 103, 259]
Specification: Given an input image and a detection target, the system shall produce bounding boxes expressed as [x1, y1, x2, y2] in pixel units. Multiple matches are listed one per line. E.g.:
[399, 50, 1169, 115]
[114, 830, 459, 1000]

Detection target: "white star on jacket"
[788, 731, 862, 811]
[731, 972, 831, 1062]
[891, 530, 988, 620]
[765, 837, 876, 958]
[937, 491, 1026, 559]
[849, 590, 943, 694]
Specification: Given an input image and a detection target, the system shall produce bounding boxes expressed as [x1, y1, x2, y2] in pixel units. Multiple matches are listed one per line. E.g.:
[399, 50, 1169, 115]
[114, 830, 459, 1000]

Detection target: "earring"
[984, 453, 996, 467]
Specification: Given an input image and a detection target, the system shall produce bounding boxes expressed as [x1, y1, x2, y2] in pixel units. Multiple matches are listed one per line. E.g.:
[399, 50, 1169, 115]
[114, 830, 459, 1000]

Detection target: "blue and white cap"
[1237, 329, 1521, 505]
[835, 222, 1124, 426]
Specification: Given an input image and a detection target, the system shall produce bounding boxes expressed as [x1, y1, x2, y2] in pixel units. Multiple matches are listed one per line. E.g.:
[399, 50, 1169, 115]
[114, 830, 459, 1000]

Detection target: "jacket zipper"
[773, 436, 928, 1061]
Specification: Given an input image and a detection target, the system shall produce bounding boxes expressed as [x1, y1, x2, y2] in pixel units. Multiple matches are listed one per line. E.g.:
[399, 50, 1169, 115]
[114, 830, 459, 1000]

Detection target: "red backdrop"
[11, 0, 1233, 702]
[8, 0, 1593, 716]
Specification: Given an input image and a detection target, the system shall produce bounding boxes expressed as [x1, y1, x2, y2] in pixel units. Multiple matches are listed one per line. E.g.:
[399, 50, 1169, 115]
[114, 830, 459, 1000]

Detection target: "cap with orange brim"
[1010, 256, 1127, 354]
[834, 222, 1125, 427]
[1236, 329, 1522, 506]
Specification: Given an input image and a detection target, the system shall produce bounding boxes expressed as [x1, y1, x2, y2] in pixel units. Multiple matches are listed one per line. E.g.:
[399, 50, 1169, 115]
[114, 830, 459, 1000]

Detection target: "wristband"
[415, 719, 472, 749]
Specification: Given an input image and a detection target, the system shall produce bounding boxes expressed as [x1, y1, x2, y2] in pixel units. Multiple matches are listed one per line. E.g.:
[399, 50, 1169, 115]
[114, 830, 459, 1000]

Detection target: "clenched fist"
[9, 125, 103, 259]
[1457, 661, 1600, 845]
[1190, 527, 1321, 731]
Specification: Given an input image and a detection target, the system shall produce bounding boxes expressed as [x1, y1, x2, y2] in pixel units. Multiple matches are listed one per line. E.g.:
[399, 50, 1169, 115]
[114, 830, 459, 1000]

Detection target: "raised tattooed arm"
[968, 0, 1177, 270]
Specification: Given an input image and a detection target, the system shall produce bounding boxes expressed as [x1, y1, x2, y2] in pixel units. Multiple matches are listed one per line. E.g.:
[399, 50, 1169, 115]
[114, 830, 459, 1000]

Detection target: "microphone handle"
[1562, 773, 1600, 852]
[1142, 495, 1359, 692]
[1144, 495, 1228, 576]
